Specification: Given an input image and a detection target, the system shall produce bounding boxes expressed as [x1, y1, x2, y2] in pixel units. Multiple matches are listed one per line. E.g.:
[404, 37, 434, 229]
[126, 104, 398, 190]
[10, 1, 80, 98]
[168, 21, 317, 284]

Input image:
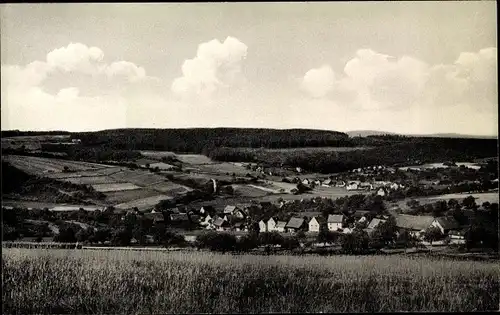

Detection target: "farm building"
[275, 221, 287, 232]
[377, 187, 387, 196]
[169, 213, 189, 224]
[430, 217, 461, 235]
[213, 217, 230, 231]
[267, 217, 277, 231]
[200, 214, 213, 226]
[308, 216, 326, 232]
[224, 205, 246, 218]
[259, 220, 267, 232]
[335, 181, 346, 187]
[359, 182, 373, 190]
[144, 212, 165, 223]
[395, 214, 435, 238]
[364, 218, 386, 234]
[286, 217, 306, 233]
[327, 214, 344, 231]
[346, 181, 360, 190]
[322, 179, 332, 187]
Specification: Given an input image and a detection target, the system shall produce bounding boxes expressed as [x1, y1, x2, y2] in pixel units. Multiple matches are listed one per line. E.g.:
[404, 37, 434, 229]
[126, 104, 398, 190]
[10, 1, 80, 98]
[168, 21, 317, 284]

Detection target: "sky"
[0, 2, 497, 136]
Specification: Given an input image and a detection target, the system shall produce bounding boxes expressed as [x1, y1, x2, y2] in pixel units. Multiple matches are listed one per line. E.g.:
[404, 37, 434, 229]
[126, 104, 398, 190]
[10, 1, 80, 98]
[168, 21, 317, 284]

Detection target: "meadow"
[3, 248, 499, 314]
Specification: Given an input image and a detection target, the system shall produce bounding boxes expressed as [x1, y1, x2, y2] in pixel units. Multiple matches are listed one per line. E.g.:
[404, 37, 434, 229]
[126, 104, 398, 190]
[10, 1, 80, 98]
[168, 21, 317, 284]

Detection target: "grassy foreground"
[2, 248, 499, 313]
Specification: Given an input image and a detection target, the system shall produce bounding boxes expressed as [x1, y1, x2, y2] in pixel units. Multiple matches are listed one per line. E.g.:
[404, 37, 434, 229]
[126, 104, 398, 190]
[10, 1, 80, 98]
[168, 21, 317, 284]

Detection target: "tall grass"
[3, 248, 499, 314]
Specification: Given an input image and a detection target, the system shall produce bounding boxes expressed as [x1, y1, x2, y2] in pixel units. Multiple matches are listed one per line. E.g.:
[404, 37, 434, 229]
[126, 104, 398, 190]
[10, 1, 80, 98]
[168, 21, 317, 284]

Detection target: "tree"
[281, 236, 300, 250]
[370, 216, 398, 248]
[111, 228, 132, 246]
[395, 230, 417, 248]
[259, 232, 284, 246]
[163, 231, 186, 248]
[195, 232, 237, 252]
[295, 230, 306, 239]
[317, 223, 329, 245]
[76, 228, 93, 242]
[341, 230, 370, 254]
[54, 226, 77, 243]
[422, 226, 444, 245]
[236, 234, 259, 252]
[462, 196, 476, 209]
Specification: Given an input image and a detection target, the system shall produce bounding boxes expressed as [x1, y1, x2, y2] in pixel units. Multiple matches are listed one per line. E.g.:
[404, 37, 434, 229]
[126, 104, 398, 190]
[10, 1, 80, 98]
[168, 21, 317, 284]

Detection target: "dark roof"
[435, 217, 460, 230]
[213, 218, 229, 227]
[275, 221, 287, 228]
[367, 218, 386, 230]
[224, 205, 238, 213]
[395, 215, 434, 231]
[286, 217, 305, 229]
[170, 213, 189, 222]
[144, 212, 164, 222]
[327, 214, 344, 223]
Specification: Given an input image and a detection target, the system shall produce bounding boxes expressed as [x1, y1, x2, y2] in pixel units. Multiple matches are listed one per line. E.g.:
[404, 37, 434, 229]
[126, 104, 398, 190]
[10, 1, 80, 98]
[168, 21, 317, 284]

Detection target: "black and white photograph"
[1, 2, 498, 313]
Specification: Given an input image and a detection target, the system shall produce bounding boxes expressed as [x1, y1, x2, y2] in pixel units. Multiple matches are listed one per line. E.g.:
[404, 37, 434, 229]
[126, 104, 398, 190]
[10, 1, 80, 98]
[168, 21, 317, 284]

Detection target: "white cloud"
[104, 61, 146, 82]
[171, 36, 248, 99]
[46, 43, 104, 74]
[300, 65, 335, 98]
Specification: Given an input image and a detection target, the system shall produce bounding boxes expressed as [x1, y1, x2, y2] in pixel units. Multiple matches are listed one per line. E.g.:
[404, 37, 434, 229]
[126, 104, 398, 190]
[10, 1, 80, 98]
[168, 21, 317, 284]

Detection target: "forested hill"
[71, 128, 352, 152]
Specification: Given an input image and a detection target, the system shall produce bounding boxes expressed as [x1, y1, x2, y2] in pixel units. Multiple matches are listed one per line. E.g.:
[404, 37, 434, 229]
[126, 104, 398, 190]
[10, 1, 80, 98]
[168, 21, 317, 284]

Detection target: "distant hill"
[347, 130, 497, 139]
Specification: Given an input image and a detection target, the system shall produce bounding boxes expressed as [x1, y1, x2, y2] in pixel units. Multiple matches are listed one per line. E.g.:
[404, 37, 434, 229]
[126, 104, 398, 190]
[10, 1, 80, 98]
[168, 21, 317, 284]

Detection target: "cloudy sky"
[1, 2, 497, 135]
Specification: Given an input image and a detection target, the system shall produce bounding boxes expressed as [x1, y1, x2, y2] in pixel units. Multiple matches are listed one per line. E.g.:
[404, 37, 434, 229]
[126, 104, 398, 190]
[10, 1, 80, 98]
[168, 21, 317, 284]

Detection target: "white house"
[267, 217, 277, 232]
[429, 217, 460, 235]
[308, 216, 325, 232]
[390, 183, 401, 190]
[258, 220, 267, 232]
[377, 187, 387, 196]
[346, 181, 360, 191]
[200, 214, 213, 226]
[327, 214, 344, 231]
[335, 181, 346, 187]
[302, 179, 311, 185]
[322, 179, 332, 187]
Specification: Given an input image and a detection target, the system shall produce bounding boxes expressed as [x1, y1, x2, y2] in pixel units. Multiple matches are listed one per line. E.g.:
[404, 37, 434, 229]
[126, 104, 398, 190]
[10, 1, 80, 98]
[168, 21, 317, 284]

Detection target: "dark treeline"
[207, 138, 498, 173]
[1, 130, 71, 137]
[72, 128, 351, 152]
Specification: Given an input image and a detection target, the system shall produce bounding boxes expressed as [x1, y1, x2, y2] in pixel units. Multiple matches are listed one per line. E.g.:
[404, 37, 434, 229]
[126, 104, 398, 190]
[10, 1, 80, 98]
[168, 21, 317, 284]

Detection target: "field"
[427, 191, 499, 204]
[254, 146, 373, 152]
[139, 150, 177, 159]
[114, 194, 174, 211]
[3, 248, 499, 313]
[91, 183, 141, 192]
[176, 154, 215, 165]
[103, 189, 161, 204]
[3, 155, 112, 175]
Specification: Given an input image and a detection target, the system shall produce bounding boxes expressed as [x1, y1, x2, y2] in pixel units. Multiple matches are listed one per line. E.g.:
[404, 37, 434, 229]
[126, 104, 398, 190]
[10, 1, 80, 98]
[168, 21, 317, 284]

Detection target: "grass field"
[2, 248, 499, 313]
[114, 194, 173, 211]
[427, 191, 499, 204]
[252, 146, 373, 152]
[3, 155, 112, 175]
[91, 182, 141, 192]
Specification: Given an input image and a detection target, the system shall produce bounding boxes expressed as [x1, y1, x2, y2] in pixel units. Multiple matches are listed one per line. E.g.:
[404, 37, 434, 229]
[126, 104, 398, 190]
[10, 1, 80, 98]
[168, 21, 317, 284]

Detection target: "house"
[267, 217, 277, 232]
[200, 206, 215, 215]
[335, 180, 346, 187]
[364, 218, 386, 234]
[213, 217, 230, 231]
[430, 217, 461, 235]
[258, 220, 267, 232]
[359, 182, 373, 190]
[200, 214, 213, 226]
[377, 187, 387, 196]
[169, 207, 181, 214]
[390, 183, 401, 190]
[296, 167, 303, 173]
[327, 214, 344, 231]
[224, 205, 246, 219]
[346, 181, 360, 190]
[286, 217, 306, 233]
[395, 214, 434, 238]
[231, 222, 246, 232]
[169, 213, 189, 224]
[302, 179, 311, 185]
[144, 212, 165, 223]
[313, 179, 321, 186]
[322, 179, 332, 187]
[275, 221, 287, 232]
[308, 216, 326, 232]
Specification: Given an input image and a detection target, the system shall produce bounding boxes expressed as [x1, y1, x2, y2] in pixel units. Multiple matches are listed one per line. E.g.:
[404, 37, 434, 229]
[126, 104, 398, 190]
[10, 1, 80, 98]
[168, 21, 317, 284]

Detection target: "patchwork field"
[427, 191, 499, 204]
[91, 183, 141, 192]
[150, 182, 193, 194]
[256, 146, 373, 153]
[65, 176, 118, 185]
[3, 155, 113, 175]
[175, 154, 215, 165]
[233, 185, 272, 198]
[103, 189, 161, 204]
[139, 151, 177, 160]
[194, 162, 253, 176]
[114, 194, 174, 211]
[3, 249, 498, 313]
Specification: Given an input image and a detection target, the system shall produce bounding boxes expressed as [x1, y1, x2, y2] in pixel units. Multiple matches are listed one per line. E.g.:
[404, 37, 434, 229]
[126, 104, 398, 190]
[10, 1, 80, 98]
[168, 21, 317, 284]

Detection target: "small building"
[322, 179, 332, 187]
[267, 217, 277, 232]
[170, 213, 189, 223]
[213, 217, 230, 231]
[144, 212, 165, 224]
[302, 179, 311, 185]
[335, 180, 346, 187]
[286, 217, 306, 233]
[224, 205, 246, 219]
[200, 214, 213, 226]
[275, 221, 287, 232]
[430, 217, 461, 235]
[258, 220, 267, 233]
[327, 214, 344, 231]
[200, 206, 215, 215]
[346, 181, 360, 191]
[308, 216, 326, 232]
[377, 187, 387, 196]
[364, 218, 386, 234]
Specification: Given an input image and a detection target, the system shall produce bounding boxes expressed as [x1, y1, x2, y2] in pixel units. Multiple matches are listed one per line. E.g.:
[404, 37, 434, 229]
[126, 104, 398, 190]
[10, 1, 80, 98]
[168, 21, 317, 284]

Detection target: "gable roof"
[435, 217, 460, 230]
[286, 217, 305, 229]
[144, 212, 164, 222]
[327, 214, 344, 223]
[275, 221, 287, 228]
[170, 213, 189, 222]
[395, 214, 434, 231]
[309, 216, 326, 224]
[367, 218, 386, 230]
[213, 217, 229, 227]
[224, 205, 238, 213]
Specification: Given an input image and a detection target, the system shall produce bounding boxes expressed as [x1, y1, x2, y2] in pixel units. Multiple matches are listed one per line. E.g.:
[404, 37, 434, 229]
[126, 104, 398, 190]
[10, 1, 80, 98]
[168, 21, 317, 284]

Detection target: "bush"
[163, 231, 187, 248]
[53, 226, 77, 243]
[341, 231, 370, 254]
[195, 232, 237, 252]
[259, 232, 284, 246]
